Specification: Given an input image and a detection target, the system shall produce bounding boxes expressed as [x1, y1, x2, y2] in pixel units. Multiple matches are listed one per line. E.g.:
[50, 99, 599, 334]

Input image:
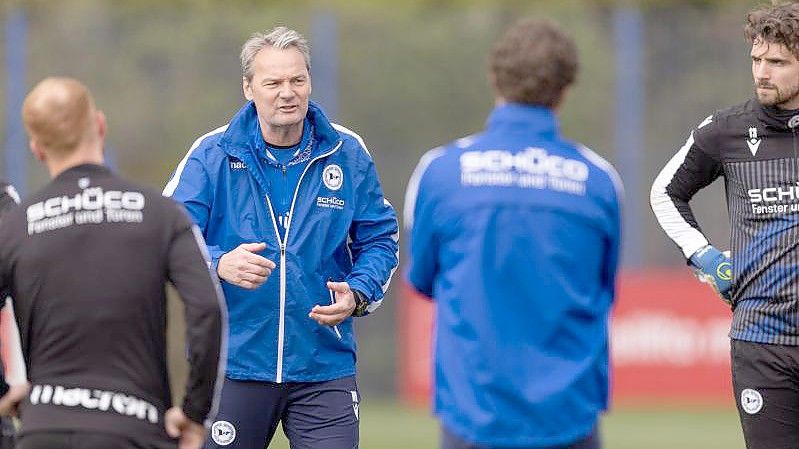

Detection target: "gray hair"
[240, 26, 311, 81]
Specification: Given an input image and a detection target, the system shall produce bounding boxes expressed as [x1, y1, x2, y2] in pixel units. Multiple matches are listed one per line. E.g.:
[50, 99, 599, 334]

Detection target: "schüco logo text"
[459, 147, 589, 181]
[27, 187, 145, 221]
[747, 184, 799, 203]
[317, 196, 344, 210]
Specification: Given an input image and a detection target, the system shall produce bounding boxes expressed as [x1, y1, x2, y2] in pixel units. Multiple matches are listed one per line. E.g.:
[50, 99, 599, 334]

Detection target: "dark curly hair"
[745, 2, 799, 58]
[489, 18, 578, 108]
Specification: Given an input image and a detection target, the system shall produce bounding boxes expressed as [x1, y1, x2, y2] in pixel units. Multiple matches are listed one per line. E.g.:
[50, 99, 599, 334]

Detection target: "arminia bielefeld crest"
[323, 164, 343, 191]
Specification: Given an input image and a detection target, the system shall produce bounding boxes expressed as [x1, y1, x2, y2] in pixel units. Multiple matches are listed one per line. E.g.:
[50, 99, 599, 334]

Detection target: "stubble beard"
[755, 81, 799, 109]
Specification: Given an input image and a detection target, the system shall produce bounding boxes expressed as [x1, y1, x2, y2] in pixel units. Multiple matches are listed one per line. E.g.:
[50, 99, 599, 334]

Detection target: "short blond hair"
[22, 77, 96, 157]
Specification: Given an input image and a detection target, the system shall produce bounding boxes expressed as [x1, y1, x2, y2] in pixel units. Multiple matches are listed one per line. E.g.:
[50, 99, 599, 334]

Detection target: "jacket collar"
[216, 101, 341, 194]
[486, 103, 559, 136]
[754, 99, 799, 131]
[219, 100, 341, 159]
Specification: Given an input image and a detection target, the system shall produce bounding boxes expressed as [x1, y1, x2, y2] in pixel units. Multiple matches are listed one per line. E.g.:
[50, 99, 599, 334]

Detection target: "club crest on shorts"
[211, 420, 236, 446]
[740, 388, 763, 415]
[322, 164, 343, 191]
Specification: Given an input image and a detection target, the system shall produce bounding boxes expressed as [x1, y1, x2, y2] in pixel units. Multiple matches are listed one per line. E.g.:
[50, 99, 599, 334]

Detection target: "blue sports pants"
[205, 376, 359, 449]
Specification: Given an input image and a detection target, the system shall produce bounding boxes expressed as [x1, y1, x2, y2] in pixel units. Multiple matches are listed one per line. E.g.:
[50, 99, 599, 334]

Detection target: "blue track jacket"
[405, 104, 622, 447]
[164, 101, 399, 383]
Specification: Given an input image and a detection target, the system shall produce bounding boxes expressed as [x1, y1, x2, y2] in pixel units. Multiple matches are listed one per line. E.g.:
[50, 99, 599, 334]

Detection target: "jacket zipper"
[263, 140, 343, 383]
[328, 289, 342, 339]
[280, 164, 288, 229]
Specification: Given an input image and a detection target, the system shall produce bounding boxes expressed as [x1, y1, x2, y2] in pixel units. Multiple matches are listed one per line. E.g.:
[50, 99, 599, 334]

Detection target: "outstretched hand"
[309, 281, 356, 326]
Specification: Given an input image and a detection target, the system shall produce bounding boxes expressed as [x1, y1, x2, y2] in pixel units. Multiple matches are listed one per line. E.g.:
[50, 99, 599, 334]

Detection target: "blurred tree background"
[0, 0, 757, 399]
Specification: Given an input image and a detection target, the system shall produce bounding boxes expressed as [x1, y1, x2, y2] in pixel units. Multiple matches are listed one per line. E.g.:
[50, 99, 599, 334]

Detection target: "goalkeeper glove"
[689, 245, 733, 303]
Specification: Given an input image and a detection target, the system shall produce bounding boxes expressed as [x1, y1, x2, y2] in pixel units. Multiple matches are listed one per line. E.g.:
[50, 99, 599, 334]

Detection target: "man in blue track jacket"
[164, 27, 399, 449]
[405, 19, 622, 449]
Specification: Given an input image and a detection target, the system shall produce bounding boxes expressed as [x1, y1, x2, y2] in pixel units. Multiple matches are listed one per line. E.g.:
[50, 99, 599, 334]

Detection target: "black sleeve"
[0, 180, 19, 306]
[0, 226, 10, 300]
[0, 182, 19, 219]
[166, 207, 225, 425]
[0, 191, 18, 394]
[664, 139, 722, 225]
[650, 117, 722, 259]
[0, 181, 18, 307]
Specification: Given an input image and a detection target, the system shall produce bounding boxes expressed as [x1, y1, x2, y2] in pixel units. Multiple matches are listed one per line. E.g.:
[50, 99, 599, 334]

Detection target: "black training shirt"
[652, 99, 799, 344]
[0, 164, 225, 443]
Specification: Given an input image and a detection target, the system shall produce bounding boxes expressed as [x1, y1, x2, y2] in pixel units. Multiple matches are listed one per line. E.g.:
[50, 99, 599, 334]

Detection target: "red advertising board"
[398, 269, 735, 407]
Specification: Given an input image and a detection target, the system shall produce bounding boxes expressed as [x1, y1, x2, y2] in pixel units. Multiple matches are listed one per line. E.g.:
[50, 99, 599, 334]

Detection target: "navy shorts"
[732, 340, 799, 449]
[441, 425, 600, 449]
[206, 375, 359, 449]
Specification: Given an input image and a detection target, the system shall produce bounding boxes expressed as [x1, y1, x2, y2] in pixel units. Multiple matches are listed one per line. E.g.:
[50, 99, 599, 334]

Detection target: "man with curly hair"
[406, 18, 622, 449]
[651, 3, 799, 448]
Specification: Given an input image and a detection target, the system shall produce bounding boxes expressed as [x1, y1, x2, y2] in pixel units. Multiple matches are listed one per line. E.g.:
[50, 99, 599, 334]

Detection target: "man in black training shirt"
[651, 4, 799, 449]
[0, 179, 21, 449]
[0, 77, 226, 449]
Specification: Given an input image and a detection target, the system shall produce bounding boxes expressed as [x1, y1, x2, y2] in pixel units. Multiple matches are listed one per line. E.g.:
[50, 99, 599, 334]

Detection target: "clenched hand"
[217, 242, 276, 289]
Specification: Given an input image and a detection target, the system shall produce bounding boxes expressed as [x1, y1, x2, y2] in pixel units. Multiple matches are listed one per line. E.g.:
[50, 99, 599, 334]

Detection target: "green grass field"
[264, 402, 745, 449]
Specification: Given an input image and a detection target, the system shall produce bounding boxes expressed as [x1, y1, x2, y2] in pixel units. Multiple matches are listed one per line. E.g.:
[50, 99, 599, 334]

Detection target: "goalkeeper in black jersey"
[651, 4, 799, 448]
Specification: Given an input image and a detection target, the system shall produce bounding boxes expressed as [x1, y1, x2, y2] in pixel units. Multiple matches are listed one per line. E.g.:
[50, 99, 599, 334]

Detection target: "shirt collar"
[53, 163, 111, 182]
[756, 100, 799, 131]
[486, 103, 559, 136]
